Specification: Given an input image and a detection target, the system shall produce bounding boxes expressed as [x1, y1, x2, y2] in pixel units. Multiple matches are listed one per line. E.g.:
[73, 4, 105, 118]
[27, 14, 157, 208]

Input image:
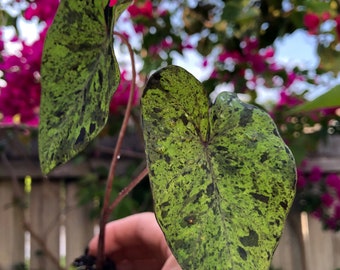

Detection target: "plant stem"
[96, 31, 138, 270]
[108, 167, 148, 213]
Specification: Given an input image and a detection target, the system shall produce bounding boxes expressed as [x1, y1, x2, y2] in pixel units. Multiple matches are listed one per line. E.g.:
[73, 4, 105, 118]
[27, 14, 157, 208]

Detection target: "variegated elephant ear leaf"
[141, 65, 296, 270]
[39, 0, 131, 174]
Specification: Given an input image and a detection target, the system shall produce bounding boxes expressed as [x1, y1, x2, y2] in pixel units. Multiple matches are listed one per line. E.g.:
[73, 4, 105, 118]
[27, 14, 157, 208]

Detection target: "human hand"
[88, 212, 181, 270]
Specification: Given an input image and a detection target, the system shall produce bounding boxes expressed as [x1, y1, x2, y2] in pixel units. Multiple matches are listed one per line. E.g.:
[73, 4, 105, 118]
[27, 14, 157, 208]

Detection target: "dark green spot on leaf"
[250, 193, 269, 204]
[239, 229, 259, 247]
[238, 246, 247, 261]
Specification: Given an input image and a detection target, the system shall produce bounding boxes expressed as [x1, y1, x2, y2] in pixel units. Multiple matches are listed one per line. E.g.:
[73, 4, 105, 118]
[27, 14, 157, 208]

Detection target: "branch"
[108, 167, 148, 213]
[23, 221, 63, 270]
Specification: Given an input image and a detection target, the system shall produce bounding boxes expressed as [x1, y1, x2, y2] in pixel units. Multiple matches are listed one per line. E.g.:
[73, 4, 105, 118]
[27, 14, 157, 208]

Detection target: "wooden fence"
[0, 135, 340, 270]
[271, 135, 340, 270]
[0, 161, 98, 270]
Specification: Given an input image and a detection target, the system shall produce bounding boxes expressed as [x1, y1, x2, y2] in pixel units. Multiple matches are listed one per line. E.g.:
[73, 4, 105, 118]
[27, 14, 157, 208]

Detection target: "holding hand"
[88, 212, 181, 270]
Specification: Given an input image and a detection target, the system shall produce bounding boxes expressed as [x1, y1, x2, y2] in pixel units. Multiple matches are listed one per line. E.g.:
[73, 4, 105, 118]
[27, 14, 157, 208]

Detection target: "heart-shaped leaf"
[39, 0, 131, 174]
[141, 65, 296, 269]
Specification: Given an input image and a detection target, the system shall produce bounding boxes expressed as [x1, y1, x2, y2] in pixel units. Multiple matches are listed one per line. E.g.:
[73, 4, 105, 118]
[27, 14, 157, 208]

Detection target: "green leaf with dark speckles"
[39, 0, 131, 174]
[141, 65, 296, 270]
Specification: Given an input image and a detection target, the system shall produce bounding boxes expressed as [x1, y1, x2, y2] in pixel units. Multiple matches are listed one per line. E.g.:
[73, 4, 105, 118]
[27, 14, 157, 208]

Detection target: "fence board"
[0, 180, 25, 270]
[272, 224, 294, 270]
[65, 182, 95, 268]
[272, 213, 304, 270]
[307, 215, 336, 270]
[332, 232, 340, 268]
[30, 180, 61, 270]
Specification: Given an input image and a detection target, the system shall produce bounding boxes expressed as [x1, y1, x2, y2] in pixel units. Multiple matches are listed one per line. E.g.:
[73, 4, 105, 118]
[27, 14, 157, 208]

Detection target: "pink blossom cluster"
[109, 70, 139, 114]
[0, 0, 58, 127]
[0, 0, 140, 127]
[273, 89, 305, 117]
[114, 0, 189, 62]
[0, 29, 47, 127]
[127, 0, 153, 19]
[23, 0, 59, 25]
[298, 165, 340, 230]
[304, 11, 340, 39]
[209, 37, 305, 95]
[0, 31, 4, 52]
[122, 0, 170, 44]
[217, 38, 273, 74]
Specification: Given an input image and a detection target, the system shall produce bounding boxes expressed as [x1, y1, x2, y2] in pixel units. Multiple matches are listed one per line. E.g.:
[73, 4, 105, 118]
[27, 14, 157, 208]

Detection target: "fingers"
[114, 256, 181, 270]
[116, 259, 165, 270]
[88, 212, 170, 261]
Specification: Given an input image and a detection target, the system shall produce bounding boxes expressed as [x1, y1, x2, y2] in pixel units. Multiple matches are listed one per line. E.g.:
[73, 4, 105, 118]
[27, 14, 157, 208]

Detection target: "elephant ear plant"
[39, 1, 296, 269]
[141, 66, 296, 269]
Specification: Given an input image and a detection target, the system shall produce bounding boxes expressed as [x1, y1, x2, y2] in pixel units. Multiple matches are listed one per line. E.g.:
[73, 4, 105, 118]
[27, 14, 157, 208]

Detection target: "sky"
[274, 29, 319, 70]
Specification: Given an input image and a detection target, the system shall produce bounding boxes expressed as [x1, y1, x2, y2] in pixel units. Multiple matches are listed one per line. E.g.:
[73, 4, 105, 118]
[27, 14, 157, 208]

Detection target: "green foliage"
[318, 45, 340, 74]
[290, 85, 340, 113]
[12, 262, 27, 270]
[76, 165, 153, 220]
[38, 0, 130, 174]
[141, 66, 296, 269]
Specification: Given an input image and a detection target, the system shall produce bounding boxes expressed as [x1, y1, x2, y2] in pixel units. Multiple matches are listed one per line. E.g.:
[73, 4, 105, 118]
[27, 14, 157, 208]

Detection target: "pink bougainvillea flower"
[260, 47, 275, 58]
[158, 9, 168, 17]
[133, 24, 146, 33]
[208, 69, 218, 79]
[311, 208, 322, 219]
[138, 0, 153, 18]
[321, 193, 334, 207]
[296, 169, 306, 189]
[161, 38, 173, 49]
[309, 166, 322, 182]
[277, 91, 303, 108]
[334, 15, 340, 40]
[321, 107, 337, 116]
[321, 11, 331, 22]
[242, 37, 258, 54]
[326, 173, 340, 192]
[246, 54, 266, 73]
[179, 40, 194, 51]
[23, 0, 59, 25]
[0, 0, 58, 127]
[304, 12, 320, 34]
[148, 44, 160, 55]
[334, 204, 340, 220]
[128, 0, 153, 18]
[109, 0, 118, 7]
[0, 30, 4, 52]
[23, 3, 37, 20]
[109, 71, 140, 114]
[0, 116, 16, 126]
[286, 71, 303, 87]
[326, 218, 337, 230]
[218, 50, 241, 62]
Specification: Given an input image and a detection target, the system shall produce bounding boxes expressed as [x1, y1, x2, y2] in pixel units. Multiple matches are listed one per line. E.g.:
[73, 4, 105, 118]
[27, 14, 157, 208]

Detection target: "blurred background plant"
[1, 0, 340, 228]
